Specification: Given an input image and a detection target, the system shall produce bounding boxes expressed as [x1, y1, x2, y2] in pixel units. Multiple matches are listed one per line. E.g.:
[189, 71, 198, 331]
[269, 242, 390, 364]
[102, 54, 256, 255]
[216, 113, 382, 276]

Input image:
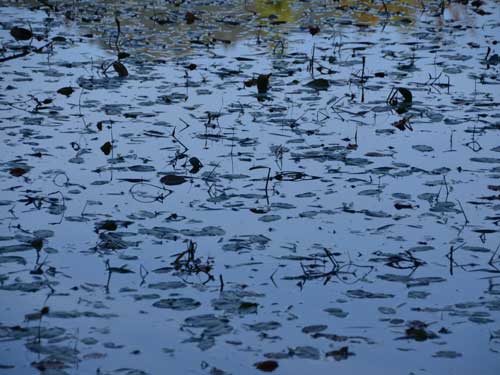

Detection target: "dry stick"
[81, 200, 89, 217]
[109, 120, 115, 182]
[449, 245, 455, 276]
[264, 167, 271, 200]
[309, 43, 316, 78]
[219, 274, 224, 292]
[456, 199, 469, 224]
[0, 41, 53, 63]
[381, 0, 389, 17]
[140, 265, 149, 285]
[361, 56, 366, 83]
[171, 127, 189, 154]
[447, 243, 465, 276]
[115, 16, 121, 55]
[78, 87, 88, 129]
[360, 56, 366, 102]
[0, 49, 30, 63]
[442, 175, 449, 202]
[449, 130, 455, 151]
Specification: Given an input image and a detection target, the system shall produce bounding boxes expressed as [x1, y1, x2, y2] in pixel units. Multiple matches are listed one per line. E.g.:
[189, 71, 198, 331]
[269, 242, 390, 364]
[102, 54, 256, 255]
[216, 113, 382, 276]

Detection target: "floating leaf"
[153, 298, 201, 311]
[10, 26, 32, 41]
[254, 360, 278, 372]
[9, 167, 28, 177]
[305, 78, 330, 90]
[189, 157, 203, 173]
[326, 346, 354, 361]
[397, 87, 412, 102]
[160, 174, 187, 185]
[57, 87, 74, 97]
[100, 141, 112, 156]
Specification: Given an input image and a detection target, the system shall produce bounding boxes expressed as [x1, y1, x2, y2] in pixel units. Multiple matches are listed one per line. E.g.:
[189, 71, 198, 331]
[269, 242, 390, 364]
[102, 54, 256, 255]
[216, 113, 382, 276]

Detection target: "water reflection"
[255, 0, 295, 23]
[1, 1, 499, 374]
[5, 0, 471, 57]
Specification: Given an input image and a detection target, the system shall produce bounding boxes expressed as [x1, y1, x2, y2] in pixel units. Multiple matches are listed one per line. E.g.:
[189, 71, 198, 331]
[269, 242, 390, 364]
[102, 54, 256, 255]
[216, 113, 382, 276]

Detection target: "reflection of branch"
[129, 182, 173, 203]
[172, 240, 215, 285]
[381, 0, 389, 17]
[285, 248, 374, 287]
[105, 259, 134, 293]
[140, 265, 149, 286]
[219, 274, 224, 292]
[48, 191, 65, 225]
[273, 40, 284, 55]
[249, 165, 271, 203]
[0, 41, 53, 63]
[179, 118, 190, 132]
[456, 199, 469, 224]
[446, 243, 466, 276]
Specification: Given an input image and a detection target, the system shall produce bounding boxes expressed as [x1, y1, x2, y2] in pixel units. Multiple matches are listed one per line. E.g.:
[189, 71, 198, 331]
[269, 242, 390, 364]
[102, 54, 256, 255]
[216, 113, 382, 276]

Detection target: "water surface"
[0, 1, 499, 374]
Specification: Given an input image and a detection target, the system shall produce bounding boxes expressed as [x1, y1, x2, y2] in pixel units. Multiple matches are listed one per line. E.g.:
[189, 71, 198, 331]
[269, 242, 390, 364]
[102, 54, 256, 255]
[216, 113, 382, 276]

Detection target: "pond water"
[0, 1, 499, 374]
